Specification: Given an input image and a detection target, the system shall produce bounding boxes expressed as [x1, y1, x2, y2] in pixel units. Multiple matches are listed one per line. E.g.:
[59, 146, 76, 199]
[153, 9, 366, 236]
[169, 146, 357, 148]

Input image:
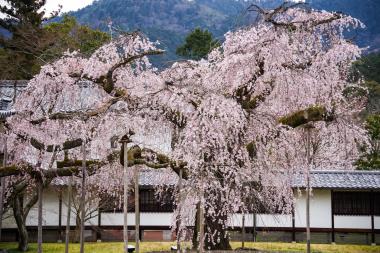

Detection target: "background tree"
[353, 53, 380, 114]
[353, 53, 380, 169]
[0, 0, 57, 79]
[43, 15, 110, 58]
[176, 28, 220, 60]
[0, 1, 110, 80]
[356, 114, 380, 170]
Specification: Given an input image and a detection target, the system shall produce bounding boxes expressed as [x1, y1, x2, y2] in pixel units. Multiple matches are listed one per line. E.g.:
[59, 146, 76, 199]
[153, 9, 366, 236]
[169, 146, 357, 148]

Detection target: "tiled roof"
[292, 170, 380, 189]
[0, 110, 15, 119]
[138, 168, 178, 186]
[52, 169, 380, 190]
[52, 167, 179, 187]
[0, 80, 28, 120]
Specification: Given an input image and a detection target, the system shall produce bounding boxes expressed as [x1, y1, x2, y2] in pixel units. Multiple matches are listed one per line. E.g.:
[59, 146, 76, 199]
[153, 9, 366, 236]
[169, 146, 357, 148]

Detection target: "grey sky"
[0, 0, 94, 16]
[44, 0, 94, 14]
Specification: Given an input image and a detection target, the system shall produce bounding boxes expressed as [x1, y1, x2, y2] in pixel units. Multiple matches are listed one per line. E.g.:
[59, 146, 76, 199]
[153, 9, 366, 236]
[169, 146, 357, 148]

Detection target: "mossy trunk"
[12, 195, 29, 252]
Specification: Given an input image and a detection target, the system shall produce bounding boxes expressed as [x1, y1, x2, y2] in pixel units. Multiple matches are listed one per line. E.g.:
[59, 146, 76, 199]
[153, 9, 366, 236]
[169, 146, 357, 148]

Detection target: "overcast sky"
[0, 0, 95, 16]
[44, 0, 95, 14]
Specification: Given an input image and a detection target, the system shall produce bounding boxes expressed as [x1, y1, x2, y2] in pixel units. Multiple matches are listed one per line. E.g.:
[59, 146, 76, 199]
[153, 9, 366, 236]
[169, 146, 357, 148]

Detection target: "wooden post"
[331, 190, 335, 244]
[58, 192, 62, 242]
[242, 214, 246, 249]
[135, 167, 140, 253]
[253, 213, 256, 242]
[123, 141, 129, 253]
[79, 142, 86, 253]
[199, 175, 205, 253]
[176, 168, 183, 252]
[37, 181, 43, 253]
[97, 208, 101, 242]
[65, 176, 73, 253]
[292, 204, 296, 243]
[0, 137, 7, 242]
[306, 127, 311, 253]
[371, 190, 375, 246]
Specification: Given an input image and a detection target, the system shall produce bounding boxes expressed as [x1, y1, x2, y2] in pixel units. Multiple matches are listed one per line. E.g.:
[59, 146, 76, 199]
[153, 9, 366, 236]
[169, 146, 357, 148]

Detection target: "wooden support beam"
[58, 192, 62, 242]
[0, 137, 7, 242]
[97, 208, 101, 242]
[135, 167, 140, 253]
[331, 190, 335, 244]
[371, 190, 375, 246]
[292, 205, 296, 243]
[253, 213, 257, 242]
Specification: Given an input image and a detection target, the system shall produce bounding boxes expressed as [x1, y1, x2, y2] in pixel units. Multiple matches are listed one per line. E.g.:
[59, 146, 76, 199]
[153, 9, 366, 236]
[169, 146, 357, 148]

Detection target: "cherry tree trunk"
[204, 211, 231, 250]
[192, 202, 231, 250]
[191, 203, 200, 250]
[12, 195, 29, 252]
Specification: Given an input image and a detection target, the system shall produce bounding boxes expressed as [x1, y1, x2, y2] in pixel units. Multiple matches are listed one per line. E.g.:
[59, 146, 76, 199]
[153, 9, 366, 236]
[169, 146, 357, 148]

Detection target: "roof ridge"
[310, 170, 380, 174]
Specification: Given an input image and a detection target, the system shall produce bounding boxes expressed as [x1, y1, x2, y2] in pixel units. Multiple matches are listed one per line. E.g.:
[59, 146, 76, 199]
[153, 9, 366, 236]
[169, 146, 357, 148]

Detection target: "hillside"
[68, 0, 380, 64]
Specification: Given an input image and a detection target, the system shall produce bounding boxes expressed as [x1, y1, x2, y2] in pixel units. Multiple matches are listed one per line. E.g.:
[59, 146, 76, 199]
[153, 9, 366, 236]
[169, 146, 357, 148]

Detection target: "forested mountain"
[66, 0, 380, 64]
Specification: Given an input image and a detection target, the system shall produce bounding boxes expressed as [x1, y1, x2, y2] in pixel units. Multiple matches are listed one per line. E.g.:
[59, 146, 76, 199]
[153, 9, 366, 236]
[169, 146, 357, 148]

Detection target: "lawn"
[0, 242, 379, 253]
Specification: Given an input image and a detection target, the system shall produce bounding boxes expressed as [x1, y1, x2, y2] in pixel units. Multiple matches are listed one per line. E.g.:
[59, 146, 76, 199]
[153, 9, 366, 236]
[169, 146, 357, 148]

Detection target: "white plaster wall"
[60, 189, 100, 226]
[294, 189, 331, 228]
[2, 210, 17, 228]
[101, 212, 173, 226]
[257, 214, 292, 227]
[26, 190, 60, 226]
[229, 214, 291, 228]
[334, 216, 371, 229]
[375, 216, 380, 229]
[4, 187, 379, 230]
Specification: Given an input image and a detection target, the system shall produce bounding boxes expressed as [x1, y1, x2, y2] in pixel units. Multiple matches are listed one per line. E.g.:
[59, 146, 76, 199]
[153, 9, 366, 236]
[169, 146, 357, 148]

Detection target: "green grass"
[0, 242, 379, 253]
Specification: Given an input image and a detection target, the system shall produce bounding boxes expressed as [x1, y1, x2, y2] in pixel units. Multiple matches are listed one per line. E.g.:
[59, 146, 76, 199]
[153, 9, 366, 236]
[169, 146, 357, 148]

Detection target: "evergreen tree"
[356, 114, 380, 170]
[354, 53, 380, 170]
[176, 28, 220, 60]
[0, 0, 56, 79]
[353, 53, 380, 113]
[0, 2, 110, 80]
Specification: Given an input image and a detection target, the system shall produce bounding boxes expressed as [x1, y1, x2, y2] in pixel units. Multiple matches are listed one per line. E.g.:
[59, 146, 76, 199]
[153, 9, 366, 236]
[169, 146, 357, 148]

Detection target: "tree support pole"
[253, 213, 256, 242]
[65, 176, 73, 253]
[134, 167, 140, 253]
[198, 175, 204, 253]
[58, 192, 62, 242]
[0, 137, 7, 242]
[37, 181, 43, 253]
[79, 142, 86, 253]
[176, 168, 183, 252]
[306, 128, 311, 253]
[242, 214, 245, 248]
[123, 141, 129, 253]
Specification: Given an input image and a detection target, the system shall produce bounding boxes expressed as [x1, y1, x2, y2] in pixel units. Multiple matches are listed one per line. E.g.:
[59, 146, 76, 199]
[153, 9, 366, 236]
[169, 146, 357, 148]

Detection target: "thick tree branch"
[29, 95, 129, 125]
